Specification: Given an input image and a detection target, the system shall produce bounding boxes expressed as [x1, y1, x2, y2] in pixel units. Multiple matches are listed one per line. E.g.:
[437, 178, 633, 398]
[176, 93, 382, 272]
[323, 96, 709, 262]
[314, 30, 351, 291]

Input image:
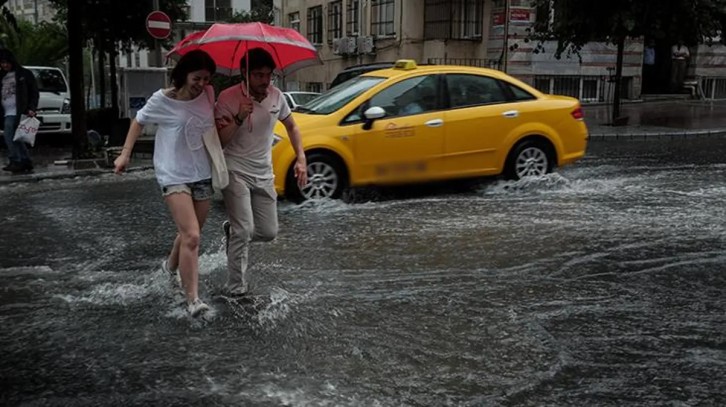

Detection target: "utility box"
[116, 67, 168, 143]
[117, 67, 169, 119]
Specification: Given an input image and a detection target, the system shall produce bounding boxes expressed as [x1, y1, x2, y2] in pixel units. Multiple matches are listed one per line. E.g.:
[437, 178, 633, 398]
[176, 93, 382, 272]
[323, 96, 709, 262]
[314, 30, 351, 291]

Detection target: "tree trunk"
[67, 0, 88, 159]
[612, 36, 626, 125]
[97, 45, 106, 108]
[109, 47, 118, 116]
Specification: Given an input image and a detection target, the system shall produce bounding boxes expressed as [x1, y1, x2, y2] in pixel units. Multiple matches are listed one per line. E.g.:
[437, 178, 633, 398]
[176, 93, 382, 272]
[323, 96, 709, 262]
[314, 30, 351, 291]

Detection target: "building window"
[327, 1, 343, 44]
[205, 0, 232, 22]
[307, 82, 323, 93]
[346, 0, 360, 36]
[371, 0, 395, 37]
[424, 0, 482, 40]
[289, 12, 301, 32]
[307, 6, 323, 44]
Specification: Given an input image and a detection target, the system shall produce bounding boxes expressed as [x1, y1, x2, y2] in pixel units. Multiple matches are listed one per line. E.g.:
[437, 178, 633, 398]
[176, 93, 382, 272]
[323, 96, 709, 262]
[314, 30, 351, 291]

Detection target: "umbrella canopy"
[166, 22, 322, 76]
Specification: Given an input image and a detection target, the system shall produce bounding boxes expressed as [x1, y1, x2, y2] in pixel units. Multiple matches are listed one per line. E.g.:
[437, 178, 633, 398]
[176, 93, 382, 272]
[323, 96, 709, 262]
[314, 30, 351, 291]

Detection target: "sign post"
[146, 8, 171, 67]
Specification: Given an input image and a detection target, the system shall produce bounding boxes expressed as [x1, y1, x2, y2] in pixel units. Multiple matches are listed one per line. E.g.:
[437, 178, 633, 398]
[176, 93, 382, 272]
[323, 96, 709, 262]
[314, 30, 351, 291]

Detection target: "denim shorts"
[161, 179, 213, 201]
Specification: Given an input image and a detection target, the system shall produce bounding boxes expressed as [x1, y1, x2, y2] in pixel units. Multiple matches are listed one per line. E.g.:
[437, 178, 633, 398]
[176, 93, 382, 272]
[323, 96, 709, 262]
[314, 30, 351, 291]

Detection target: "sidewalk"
[584, 99, 726, 140]
[1, 99, 725, 185]
[0, 149, 153, 185]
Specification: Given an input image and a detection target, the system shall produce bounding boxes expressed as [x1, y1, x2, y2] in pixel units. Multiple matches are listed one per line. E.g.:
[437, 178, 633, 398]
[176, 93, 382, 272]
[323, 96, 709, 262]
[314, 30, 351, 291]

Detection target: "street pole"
[152, 0, 163, 67]
[502, 0, 510, 73]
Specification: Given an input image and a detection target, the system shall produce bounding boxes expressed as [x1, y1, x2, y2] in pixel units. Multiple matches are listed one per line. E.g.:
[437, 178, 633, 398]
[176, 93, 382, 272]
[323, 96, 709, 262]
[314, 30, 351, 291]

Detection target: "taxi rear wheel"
[286, 152, 348, 202]
[504, 139, 554, 180]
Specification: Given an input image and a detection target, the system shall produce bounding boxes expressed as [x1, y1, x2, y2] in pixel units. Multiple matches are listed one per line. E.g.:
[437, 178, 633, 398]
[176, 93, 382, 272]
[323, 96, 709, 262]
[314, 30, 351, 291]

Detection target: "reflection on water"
[1, 141, 725, 405]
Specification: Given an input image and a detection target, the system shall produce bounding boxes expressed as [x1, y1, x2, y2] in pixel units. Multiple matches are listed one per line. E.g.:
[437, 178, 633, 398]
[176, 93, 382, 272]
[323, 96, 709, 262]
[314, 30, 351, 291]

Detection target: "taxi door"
[351, 74, 445, 184]
[442, 74, 522, 176]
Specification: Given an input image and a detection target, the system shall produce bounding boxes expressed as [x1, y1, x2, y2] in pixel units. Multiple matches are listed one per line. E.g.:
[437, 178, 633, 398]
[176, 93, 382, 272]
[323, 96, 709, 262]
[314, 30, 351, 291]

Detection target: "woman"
[0, 49, 39, 173]
[114, 50, 217, 317]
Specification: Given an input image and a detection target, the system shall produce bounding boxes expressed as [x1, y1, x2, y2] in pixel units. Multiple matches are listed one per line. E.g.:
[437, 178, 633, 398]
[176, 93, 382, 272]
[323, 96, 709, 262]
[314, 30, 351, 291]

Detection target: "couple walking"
[114, 48, 308, 317]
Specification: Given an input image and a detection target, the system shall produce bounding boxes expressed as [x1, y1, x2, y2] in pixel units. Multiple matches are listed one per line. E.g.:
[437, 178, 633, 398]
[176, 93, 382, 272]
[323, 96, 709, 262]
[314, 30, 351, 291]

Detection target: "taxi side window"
[369, 75, 438, 118]
[507, 84, 537, 101]
[446, 74, 507, 108]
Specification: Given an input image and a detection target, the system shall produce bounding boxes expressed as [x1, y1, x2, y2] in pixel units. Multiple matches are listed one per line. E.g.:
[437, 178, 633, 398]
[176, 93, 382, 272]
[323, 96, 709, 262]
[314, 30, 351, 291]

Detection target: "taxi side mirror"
[362, 106, 386, 130]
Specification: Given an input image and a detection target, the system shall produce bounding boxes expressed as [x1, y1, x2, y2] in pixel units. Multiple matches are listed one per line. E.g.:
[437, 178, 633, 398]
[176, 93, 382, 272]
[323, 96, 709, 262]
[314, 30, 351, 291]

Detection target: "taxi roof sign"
[394, 59, 417, 70]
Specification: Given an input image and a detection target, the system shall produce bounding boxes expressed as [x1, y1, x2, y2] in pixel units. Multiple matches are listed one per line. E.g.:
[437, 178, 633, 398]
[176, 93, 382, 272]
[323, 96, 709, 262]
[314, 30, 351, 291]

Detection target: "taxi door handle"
[503, 110, 519, 118]
[425, 119, 444, 127]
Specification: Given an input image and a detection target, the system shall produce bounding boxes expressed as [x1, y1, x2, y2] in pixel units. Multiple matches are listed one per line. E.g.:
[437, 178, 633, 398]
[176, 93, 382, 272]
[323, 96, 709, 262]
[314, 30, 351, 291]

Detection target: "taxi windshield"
[296, 76, 385, 115]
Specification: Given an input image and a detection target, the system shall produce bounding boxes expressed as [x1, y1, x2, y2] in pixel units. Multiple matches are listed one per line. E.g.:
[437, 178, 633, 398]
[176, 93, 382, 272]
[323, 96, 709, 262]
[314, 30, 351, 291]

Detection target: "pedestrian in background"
[670, 40, 690, 93]
[0, 49, 39, 174]
[114, 50, 218, 317]
[215, 48, 308, 298]
[642, 39, 656, 93]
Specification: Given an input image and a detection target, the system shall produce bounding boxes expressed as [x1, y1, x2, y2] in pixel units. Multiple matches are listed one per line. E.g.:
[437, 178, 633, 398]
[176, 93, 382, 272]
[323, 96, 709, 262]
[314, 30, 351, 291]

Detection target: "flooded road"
[2, 138, 725, 406]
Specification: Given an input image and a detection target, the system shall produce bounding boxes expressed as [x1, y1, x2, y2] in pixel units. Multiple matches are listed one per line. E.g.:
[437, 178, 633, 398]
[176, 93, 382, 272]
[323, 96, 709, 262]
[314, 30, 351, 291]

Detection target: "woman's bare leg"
[164, 193, 203, 302]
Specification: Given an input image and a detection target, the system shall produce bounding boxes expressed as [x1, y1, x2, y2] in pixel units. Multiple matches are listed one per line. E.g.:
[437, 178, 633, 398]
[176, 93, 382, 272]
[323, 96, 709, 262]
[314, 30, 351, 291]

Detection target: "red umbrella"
[166, 22, 322, 76]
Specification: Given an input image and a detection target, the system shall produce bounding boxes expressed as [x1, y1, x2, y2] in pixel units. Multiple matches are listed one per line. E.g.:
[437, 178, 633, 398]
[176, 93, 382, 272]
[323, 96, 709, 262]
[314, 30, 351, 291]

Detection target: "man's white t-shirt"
[1, 72, 17, 116]
[215, 84, 291, 179]
[136, 87, 214, 187]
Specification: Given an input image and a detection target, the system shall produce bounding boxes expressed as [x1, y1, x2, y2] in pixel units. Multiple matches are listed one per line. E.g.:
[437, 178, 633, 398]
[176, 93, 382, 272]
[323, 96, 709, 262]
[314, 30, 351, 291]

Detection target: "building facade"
[6, 0, 56, 24]
[275, 0, 726, 100]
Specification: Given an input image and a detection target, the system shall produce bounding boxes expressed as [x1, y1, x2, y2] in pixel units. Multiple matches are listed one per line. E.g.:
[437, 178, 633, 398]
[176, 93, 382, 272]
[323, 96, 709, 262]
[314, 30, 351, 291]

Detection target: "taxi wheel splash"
[504, 139, 554, 180]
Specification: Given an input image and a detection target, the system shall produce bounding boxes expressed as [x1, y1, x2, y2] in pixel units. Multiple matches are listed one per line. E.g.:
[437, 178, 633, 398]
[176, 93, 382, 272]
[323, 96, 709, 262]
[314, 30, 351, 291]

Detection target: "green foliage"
[227, 0, 273, 24]
[528, 0, 726, 58]
[2, 20, 68, 66]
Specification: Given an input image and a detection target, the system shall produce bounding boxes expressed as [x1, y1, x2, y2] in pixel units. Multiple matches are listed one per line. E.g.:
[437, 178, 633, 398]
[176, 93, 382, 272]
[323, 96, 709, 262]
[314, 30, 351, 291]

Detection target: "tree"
[528, 0, 726, 125]
[228, 0, 273, 24]
[0, 0, 19, 48]
[2, 20, 68, 66]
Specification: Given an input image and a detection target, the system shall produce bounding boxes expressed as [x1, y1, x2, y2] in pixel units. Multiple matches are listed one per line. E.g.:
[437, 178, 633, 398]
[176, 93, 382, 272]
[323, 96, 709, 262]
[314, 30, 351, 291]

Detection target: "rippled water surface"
[2, 139, 725, 406]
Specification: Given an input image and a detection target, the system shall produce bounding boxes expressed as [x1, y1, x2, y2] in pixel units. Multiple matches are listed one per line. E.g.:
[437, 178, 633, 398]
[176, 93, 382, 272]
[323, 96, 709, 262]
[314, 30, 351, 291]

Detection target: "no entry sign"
[146, 11, 172, 39]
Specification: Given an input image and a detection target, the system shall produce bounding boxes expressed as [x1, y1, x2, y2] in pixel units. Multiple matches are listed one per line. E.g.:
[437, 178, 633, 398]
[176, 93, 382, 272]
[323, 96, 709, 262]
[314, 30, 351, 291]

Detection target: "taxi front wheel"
[286, 152, 348, 202]
[504, 139, 554, 180]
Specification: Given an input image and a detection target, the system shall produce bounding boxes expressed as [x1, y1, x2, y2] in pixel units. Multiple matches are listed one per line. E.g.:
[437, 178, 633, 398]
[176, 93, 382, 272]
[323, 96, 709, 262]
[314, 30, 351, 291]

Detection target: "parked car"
[330, 62, 395, 88]
[283, 91, 320, 110]
[26, 66, 72, 135]
[272, 60, 589, 201]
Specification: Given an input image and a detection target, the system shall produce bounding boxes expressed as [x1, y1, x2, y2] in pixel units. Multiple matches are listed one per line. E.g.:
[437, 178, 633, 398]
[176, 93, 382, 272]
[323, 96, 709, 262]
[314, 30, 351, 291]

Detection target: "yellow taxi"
[273, 60, 588, 200]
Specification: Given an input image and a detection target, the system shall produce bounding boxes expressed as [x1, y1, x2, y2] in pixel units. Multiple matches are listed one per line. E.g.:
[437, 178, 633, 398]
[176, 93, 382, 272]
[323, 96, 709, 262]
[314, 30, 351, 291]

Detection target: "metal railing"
[533, 75, 632, 103]
[701, 77, 726, 100]
[427, 57, 501, 69]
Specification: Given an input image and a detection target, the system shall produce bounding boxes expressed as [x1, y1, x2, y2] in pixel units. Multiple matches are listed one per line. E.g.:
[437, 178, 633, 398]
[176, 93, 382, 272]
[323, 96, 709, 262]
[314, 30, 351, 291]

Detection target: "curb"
[588, 129, 726, 141]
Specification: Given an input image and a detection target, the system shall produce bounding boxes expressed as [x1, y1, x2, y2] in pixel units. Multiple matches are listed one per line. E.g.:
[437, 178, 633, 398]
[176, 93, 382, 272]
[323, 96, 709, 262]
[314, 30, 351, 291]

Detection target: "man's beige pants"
[222, 170, 278, 295]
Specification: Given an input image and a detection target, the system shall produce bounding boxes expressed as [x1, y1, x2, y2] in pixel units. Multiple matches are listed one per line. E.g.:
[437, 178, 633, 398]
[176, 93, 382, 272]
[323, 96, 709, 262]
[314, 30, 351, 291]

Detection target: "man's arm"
[281, 114, 308, 188]
[25, 69, 39, 114]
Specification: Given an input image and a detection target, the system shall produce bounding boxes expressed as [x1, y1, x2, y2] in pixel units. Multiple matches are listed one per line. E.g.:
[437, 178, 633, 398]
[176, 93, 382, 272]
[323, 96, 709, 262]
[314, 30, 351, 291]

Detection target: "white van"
[26, 66, 71, 135]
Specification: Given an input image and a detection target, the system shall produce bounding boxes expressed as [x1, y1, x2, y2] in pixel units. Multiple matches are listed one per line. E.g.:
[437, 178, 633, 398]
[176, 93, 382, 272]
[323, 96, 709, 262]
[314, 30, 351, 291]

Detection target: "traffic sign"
[146, 11, 172, 40]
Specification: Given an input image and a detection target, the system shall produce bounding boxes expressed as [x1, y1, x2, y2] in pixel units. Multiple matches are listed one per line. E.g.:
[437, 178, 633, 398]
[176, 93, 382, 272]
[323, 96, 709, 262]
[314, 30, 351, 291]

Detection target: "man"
[0, 49, 39, 173]
[215, 48, 308, 297]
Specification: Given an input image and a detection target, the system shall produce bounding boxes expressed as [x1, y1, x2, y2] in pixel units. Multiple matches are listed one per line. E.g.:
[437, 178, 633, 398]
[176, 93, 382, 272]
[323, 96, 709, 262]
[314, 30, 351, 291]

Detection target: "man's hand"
[293, 156, 308, 188]
[237, 95, 253, 122]
[26, 110, 36, 118]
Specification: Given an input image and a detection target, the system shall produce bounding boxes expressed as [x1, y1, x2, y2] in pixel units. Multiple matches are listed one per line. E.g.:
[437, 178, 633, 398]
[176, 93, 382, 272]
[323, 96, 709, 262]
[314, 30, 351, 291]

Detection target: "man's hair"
[239, 48, 276, 74]
[170, 50, 217, 89]
[0, 48, 18, 70]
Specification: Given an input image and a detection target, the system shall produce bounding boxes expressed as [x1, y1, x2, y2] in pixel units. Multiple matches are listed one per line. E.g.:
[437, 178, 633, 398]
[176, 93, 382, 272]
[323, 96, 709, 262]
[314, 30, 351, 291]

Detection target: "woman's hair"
[0, 48, 18, 70]
[239, 48, 276, 74]
[170, 50, 216, 89]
